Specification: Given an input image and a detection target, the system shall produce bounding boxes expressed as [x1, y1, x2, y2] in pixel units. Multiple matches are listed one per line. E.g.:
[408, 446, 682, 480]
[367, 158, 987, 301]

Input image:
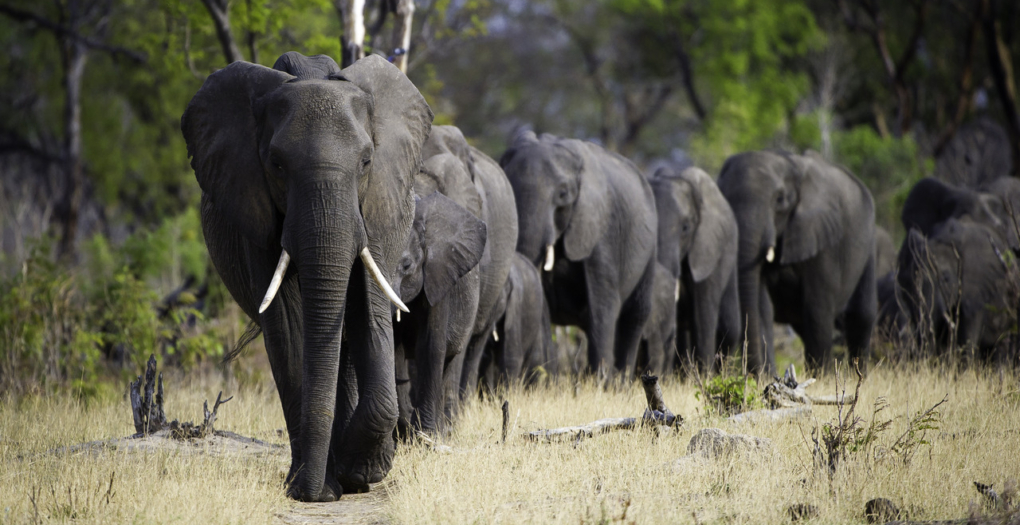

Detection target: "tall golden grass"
[2, 359, 1018, 524]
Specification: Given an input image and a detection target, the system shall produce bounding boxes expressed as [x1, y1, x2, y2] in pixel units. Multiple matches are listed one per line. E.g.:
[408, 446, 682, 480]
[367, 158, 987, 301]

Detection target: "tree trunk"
[337, 0, 366, 68]
[58, 11, 88, 260]
[391, 0, 414, 73]
[983, 0, 1020, 175]
[200, 0, 244, 64]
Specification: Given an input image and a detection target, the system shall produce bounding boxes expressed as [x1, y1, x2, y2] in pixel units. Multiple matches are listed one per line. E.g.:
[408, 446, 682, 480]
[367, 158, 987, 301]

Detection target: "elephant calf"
[481, 252, 556, 390]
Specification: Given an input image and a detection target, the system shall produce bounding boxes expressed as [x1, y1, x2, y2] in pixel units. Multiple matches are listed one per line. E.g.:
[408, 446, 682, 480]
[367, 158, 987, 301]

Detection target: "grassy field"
[2, 355, 1018, 524]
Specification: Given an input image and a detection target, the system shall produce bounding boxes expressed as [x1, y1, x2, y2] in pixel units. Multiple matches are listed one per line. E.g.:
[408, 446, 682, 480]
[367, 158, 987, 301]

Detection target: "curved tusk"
[492, 329, 499, 342]
[674, 279, 681, 302]
[259, 250, 291, 314]
[766, 246, 775, 263]
[543, 244, 555, 272]
[396, 310, 401, 323]
[361, 247, 410, 313]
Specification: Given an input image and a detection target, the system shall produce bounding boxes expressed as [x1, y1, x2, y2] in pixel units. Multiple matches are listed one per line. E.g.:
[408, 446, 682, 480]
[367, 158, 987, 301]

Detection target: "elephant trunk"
[288, 179, 363, 501]
[512, 191, 554, 268]
[738, 265, 766, 374]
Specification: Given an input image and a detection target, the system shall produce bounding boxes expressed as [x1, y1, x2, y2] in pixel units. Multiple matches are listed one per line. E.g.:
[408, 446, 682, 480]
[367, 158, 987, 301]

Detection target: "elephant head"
[902, 177, 1018, 250]
[396, 192, 487, 306]
[182, 53, 432, 500]
[499, 131, 608, 269]
[651, 166, 733, 282]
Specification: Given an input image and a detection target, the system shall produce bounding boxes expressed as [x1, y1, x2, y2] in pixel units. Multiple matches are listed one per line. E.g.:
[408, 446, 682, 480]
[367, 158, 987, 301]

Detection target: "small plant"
[695, 374, 760, 416]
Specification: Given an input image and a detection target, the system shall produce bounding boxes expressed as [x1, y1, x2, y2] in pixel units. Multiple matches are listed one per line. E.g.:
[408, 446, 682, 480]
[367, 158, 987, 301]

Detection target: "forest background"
[1, 0, 1018, 394]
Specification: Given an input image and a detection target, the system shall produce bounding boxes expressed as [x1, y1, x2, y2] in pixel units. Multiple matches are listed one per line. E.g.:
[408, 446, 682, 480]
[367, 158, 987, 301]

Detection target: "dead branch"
[763, 364, 856, 409]
[526, 373, 682, 442]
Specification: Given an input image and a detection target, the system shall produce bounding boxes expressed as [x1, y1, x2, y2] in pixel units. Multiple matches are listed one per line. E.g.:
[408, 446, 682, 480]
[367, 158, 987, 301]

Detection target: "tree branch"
[934, 0, 982, 155]
[670, 29, 705, 121]
[982, 0, 1020, 175]
[0, 3, 147, 64]
[199, 0, 243, 64]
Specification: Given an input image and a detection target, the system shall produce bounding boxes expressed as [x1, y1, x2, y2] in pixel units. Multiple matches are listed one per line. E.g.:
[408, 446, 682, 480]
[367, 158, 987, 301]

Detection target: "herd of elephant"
[180, 53, 1018, 501]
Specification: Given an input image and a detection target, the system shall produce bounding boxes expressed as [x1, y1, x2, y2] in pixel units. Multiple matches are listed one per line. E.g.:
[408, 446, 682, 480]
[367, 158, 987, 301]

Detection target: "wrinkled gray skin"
[901, 177, 1019, 252]
[182, 53, 432, 501]
[500, 131, 657, 380]
[896, 218, 1011, 361]
[650, 166, 740, 375]
[392, 190, 486, 436]
[639, 262, 678, 375]
[718, 151, 876, 374]
[480, 251, 556, 389]
[392, 125, 518, 434]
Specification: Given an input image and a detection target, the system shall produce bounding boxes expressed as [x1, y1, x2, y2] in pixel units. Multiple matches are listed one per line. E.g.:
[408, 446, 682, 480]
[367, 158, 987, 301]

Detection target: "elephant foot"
[335, 448, 391, 491]
[286, 473, 342, 502]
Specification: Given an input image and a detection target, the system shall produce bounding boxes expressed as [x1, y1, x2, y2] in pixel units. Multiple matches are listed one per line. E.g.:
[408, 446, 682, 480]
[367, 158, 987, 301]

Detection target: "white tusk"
[396, 310, 401, 323]
[492, 329, 499, 342]
[259, 250, 291, 314]
[674, 279, 681, 302]
[361, 247, 410, 313]
[543, 244, 555, 271]
[766, 246, 775, 263]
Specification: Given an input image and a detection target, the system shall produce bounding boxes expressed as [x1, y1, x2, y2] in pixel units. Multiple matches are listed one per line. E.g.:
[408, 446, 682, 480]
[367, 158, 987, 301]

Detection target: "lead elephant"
[500, 131, 657, 380]
[717, 150, 876, 374]
[182, 53, 432, 501]
[392, 125, 517, 434]
[650, 166, 740, 374]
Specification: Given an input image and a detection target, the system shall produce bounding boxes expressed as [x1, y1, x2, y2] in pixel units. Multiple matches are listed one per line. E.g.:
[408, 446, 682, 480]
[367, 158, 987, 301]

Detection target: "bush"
[0, 208, 238, 399]
[695, 374, 761, 416]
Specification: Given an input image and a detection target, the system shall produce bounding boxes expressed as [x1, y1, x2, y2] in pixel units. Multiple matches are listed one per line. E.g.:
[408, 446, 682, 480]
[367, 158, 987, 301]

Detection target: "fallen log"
[726, 405, 812, 424]
[526, 373, 683, 442]
[762, 364, 856, 408]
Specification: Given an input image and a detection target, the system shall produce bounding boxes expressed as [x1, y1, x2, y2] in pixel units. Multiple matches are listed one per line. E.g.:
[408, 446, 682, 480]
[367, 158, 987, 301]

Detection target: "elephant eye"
[400, 256, 413, 273]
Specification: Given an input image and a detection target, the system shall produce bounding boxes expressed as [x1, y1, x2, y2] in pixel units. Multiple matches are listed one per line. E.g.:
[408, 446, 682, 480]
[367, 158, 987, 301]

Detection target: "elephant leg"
[410, 301, 449, 435]
[332, 261, 398, 492]
[739, 267, 769, 375]
[443, 347, 467, 431]
[459, 324, 494, 401]
[583, 266, 622, 382]
[717, 268, 742, 366]
[500, 316, 525, 388]
[393, 340, 413, 440]
[615, 259, 656, 379]
[843, 256, 877, 374]
[798, 292, 835, 375]
[692, 278, 723, 375]
[758, 284, 776, 375]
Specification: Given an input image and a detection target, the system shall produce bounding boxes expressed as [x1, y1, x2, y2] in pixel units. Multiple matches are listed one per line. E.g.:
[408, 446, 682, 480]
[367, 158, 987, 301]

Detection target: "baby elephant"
[482, 252, 556, 390]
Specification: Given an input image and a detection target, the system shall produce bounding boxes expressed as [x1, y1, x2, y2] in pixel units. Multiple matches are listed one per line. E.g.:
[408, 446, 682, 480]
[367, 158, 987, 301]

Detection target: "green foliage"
[0, 208, 239, 398]
[695, 374, 760, 416]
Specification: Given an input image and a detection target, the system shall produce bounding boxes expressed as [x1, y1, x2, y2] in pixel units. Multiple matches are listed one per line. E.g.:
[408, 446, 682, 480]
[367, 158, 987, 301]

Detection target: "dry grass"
[2, 358, 1019, 524]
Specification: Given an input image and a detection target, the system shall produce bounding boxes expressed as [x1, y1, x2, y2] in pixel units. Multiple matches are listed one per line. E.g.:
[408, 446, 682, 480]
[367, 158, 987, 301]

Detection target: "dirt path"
[277, 485, 391, 525]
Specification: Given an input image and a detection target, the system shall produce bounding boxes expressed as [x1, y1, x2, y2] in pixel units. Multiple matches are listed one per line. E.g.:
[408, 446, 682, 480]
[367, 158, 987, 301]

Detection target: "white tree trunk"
[392, 0, 414, 73]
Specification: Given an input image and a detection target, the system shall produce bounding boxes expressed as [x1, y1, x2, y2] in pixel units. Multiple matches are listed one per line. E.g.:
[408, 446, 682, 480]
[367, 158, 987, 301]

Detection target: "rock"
[686, 428, 773, 460]
[865, 498, 900, 523]
[788, 503, 818, 522]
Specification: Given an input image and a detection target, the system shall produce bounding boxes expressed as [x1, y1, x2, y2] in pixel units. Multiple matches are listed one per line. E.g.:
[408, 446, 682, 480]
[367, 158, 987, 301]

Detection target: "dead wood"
[726, 406, 813, 424]
[129, 354, 232, 440]
[526, 373, 682, 442]
[763, 364, 856, 408]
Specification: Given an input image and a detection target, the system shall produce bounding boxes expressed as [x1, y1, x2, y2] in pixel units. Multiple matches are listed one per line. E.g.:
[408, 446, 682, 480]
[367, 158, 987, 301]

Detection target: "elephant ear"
[418, 192, 487, 305]
[561, 141, 610, 261]
[780, 154, 845, 264]
[680, 167, 733, 282]
[420, 153, 483, 218]
[272, 51, 341, 79]
[498, 129, 538, 167]
[422, 125, 474, 178]
[334, 55, 434, 270]
[181, 61, 294, 249]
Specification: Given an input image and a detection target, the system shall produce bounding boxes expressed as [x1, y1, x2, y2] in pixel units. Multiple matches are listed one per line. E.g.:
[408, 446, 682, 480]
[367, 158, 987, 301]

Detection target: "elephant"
[392, 125, 518, 434]
[500, 131, 657, 380]
[392, 189, 486, 436]
[638, 262, 678, 376]
[649, 166, 740, 374]
[481, 251, 556, 390]
[901, 177, 1018, 251]
[181, 53, 432, 501]
[896, 218, 1012, 361]
[717, 150, 877, 374]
